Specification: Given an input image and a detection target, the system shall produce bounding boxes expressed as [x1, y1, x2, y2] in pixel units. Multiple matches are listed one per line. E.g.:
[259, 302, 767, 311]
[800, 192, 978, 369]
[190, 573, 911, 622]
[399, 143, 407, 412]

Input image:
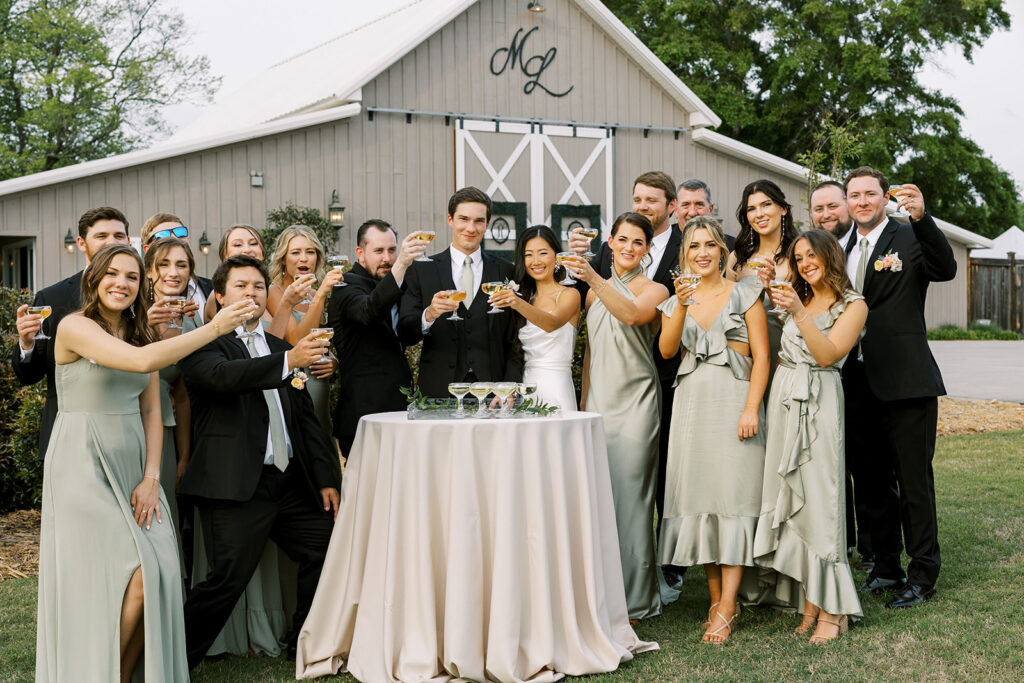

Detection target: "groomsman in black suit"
[12, 206, 130, 458]
[327, 219, 427, 455]
[841, 166, 956, 609]
[177, 255, 341, 666]
[397, 187, 523, 397]
[674, 178, 736, 251]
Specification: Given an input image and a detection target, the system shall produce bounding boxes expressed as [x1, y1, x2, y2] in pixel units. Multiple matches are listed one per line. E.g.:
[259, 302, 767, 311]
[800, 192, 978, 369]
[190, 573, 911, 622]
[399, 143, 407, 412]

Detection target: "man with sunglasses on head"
[141, 212, 215, 323]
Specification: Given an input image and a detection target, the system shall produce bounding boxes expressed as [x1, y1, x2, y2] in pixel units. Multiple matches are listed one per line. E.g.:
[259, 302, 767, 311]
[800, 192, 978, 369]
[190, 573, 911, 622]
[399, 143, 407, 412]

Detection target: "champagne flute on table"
[328, 254, 350, 287]
[27, 305, 53, 341]
[768, 279, 788, 314]
[164, 296, 187, 330]
[311, 327, 334, 363]
[492, 382, 518, 418]
[446, 290, 467, 321]
[448, 382, 472, 417]
[481, 282, 506, 314]
[576, 227, 600, 260]
[888, 184, 912, 218]
[469, 382, 493, 417]
[414, 230, 436, 262]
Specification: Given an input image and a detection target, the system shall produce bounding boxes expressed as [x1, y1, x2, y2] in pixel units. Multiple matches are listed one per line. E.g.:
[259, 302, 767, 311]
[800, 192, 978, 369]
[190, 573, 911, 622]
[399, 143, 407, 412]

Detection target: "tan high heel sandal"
[702, 609, 736, 644]
[703, 601, 741, 629]
[809, 613, 848, 644]
[795, 605, 820, 634]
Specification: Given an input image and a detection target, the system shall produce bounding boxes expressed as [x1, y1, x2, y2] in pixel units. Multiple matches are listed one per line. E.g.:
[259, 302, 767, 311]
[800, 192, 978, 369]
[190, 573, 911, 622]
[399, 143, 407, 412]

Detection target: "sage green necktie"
[246, 335, 290, 472]
[855, 237, 869, 292]
[461, 255, 475, 308]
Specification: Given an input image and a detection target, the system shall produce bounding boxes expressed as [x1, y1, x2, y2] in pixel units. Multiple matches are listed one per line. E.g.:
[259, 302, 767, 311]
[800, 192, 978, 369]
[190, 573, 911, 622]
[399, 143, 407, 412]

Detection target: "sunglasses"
[149, 226, 189, 242]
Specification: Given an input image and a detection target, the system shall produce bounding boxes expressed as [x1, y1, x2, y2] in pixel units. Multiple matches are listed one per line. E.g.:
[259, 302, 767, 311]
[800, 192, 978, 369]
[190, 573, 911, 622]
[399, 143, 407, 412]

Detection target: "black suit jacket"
[579, 227, 684, 385]
[397, 248, 523, 397]
[842, 214, 956, 400]
[177, 332, 341, 506]
[326, 263, 412, 441]
[10, 270, 83, 458]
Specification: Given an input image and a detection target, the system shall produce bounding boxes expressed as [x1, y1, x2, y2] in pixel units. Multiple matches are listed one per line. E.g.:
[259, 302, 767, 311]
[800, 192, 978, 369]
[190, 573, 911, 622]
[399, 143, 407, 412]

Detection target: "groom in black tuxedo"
[841, 166, 956, 609]
[178, 255, 341, 667]
[397, 187, 522, 397]
[12, 207, 130, 459]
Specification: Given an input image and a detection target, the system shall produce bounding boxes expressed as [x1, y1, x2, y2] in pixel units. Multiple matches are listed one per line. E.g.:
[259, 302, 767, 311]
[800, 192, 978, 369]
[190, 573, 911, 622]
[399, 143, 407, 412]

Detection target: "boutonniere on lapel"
[874, 251, 903, 273]
[290, 369, 309, 390]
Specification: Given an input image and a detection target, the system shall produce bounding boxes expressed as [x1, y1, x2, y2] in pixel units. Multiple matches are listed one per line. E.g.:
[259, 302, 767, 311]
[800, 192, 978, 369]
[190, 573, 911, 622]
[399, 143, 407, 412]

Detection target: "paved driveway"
[928, 340, 1024, 402]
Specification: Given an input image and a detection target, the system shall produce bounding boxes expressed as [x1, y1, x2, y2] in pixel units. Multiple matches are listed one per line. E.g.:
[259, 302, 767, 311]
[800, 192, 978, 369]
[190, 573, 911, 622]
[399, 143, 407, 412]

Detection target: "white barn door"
[455, 119, 613, 239]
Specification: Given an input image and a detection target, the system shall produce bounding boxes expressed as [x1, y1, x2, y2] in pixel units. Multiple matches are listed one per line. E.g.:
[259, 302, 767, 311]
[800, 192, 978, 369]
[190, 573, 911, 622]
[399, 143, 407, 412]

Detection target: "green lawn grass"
[3, 431, 1022, 681]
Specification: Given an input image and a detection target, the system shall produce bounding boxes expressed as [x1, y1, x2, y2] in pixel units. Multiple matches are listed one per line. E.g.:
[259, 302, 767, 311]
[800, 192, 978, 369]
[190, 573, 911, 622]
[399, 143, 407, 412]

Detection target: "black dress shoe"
[286, 641, 297, 660]
[886, 584, 936, 609]
[662, 566, 685, 590]
[858, 574, 907, 594]
[858, 554, 876, 573]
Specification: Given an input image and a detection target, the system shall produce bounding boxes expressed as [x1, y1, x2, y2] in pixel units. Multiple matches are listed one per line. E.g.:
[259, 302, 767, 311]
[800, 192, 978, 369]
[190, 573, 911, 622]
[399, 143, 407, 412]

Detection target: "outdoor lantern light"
[328, 190, 346, 229]
[198, 230, 211, 255]
[64, 228, 75, 253]
[527, 1, 546, 12]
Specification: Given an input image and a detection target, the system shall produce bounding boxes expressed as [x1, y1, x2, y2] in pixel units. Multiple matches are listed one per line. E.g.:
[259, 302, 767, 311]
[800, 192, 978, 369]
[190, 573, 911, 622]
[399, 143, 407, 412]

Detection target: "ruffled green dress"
[657, 281, 767, 568]
[584, 265, 663, 620]
[753, 290, 864, 617]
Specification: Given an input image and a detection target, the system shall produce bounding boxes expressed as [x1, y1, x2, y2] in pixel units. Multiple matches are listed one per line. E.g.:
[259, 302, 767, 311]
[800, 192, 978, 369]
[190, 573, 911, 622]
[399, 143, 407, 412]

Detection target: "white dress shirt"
[646, 228, 672, 277]
[236, 323, 294, 465]
[422, 245, 483, 333]
[189, 278, 208, 324]
[846, 218, 889, 283]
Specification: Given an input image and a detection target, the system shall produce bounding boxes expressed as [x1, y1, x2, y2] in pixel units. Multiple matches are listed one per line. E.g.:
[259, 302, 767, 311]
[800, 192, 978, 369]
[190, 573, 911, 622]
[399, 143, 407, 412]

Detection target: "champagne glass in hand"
[164, 296, 187, 330]
[481, 282, 505, 314]
[26, 305, 53, 341]
[768, 279, 788, 314]
[414, 230, 436, 262]
[328, 255, 350, 287]
[447, 290, 467, 321]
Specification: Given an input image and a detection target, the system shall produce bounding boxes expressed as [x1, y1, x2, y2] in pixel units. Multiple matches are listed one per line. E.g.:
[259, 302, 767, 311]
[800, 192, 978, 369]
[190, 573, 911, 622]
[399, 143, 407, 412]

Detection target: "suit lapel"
[863, 222, 899, 294]
[434, 249, 457, 292]
[651, 226, 682, 285]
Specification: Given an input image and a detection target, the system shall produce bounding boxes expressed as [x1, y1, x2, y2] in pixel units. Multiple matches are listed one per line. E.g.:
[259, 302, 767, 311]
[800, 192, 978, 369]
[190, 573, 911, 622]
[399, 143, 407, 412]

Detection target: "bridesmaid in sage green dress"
[37, 244, 251, 682]
[754, 230, 867, 644]
[657, 217, 771, 644]
[267, 225, 344, 446]
[567, 212, 669, 621]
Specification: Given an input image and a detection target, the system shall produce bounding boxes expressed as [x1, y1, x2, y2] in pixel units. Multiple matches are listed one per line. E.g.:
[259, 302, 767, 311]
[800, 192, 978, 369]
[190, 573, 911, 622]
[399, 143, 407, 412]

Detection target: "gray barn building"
[0, 0, 990, 326]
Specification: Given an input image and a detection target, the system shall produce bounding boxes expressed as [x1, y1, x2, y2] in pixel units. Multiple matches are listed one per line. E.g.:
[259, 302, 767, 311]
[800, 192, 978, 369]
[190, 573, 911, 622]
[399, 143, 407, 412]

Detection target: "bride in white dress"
[490, 226, 581, 411]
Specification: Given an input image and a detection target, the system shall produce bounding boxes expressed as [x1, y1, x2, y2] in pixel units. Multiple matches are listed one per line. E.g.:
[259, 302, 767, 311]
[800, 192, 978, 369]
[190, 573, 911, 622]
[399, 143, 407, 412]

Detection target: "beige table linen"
[296, 411, 657, 682]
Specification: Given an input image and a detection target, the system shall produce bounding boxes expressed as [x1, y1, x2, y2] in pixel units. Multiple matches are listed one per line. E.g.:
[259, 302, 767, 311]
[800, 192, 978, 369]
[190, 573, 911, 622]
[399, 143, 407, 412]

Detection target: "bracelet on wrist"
[795, 312, 808, 323]
[144, 473, 160, 482]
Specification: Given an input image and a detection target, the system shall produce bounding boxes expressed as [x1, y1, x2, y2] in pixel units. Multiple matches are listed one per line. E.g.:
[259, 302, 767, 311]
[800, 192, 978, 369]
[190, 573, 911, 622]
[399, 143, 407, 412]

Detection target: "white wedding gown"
[519, 318, 578, 412]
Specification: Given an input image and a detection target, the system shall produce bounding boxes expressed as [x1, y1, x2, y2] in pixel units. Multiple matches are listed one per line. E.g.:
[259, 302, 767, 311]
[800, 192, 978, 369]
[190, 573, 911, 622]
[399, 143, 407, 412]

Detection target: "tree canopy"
[0, 0, 219, 181]
[606, 0, 1021, 237]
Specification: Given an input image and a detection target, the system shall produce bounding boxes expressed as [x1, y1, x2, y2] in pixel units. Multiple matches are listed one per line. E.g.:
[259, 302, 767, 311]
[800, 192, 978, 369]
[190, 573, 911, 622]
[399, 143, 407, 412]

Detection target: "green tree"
[607, 0, 1022, 237]
[0, 0, 219, 180]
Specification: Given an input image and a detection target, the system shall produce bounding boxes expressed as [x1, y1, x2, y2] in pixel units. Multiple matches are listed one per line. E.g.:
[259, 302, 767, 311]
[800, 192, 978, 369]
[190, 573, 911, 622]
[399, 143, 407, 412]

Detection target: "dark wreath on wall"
[550, 204, 602, 252]
[485, 201, 528, 260]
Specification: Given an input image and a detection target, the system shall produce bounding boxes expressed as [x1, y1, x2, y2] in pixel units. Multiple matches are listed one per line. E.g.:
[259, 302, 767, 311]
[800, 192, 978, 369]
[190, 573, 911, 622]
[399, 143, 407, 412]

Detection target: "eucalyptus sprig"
[513, 398, 559, 416]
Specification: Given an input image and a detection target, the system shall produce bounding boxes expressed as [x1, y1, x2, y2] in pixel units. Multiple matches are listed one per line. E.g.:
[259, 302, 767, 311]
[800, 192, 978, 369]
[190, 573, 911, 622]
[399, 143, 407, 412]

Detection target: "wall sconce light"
[250, 170, 264, 188]
[64, 228, 76, 252]
[527, 1, 546, 12]
[328, 190, 345, 229]
[198, 230, 211, 254]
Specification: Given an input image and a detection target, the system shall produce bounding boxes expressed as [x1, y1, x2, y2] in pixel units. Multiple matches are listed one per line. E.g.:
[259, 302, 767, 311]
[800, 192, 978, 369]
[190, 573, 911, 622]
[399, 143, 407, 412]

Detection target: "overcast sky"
[164, 0, 1024, 203]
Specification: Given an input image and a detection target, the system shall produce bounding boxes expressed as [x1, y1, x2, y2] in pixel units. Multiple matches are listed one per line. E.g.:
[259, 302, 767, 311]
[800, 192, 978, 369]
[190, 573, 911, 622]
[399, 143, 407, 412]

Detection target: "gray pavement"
[928, 340, 1024, 403]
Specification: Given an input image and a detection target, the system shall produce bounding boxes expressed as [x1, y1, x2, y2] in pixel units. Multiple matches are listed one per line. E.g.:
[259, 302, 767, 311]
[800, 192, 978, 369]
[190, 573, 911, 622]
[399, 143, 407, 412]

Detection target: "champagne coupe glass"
[328, 254, 350, 287]
[164, 296, 187, 330]
[448, 382, 472, 417]
[447, 290, 467, 321]
[747, 256, 768, 274]
[556, 251, 577, 284]
[577, 227, 600, 260]
[769, 279, 788, 314]
[469, 382, 493, 417]
[415, 230, 436, 262]
[237, 300, 261, 340]
[492, 382, 518, 418]
[298, 274, 317, 305]
[481, 282, 505, 314]
[27, 305, 53, 340]
[311, 327, 334, 363]
[888, 184, 911, 218]
[679, 272, 702, 306]
[516, 382, 538, 406]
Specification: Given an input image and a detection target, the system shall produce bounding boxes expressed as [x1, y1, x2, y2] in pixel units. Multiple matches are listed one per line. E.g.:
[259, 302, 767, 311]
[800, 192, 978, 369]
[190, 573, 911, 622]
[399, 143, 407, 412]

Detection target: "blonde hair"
[269, 225, 326, 285]
[679, 216, 728, 275]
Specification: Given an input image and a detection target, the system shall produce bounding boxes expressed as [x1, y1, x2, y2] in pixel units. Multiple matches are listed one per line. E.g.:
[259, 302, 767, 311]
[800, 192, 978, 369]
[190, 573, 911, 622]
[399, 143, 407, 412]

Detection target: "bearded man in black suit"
[397, 187, 522, 397]
[12, 207, 131, 458]
[841, 166, 956, 609]
[327, 219, 427, 455]
[177, 255, 340, 666]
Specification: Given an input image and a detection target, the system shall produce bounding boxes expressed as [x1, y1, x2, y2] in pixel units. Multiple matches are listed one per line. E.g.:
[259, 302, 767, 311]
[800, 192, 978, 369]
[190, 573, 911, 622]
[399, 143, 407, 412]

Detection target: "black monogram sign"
[489, 27, 574, 98]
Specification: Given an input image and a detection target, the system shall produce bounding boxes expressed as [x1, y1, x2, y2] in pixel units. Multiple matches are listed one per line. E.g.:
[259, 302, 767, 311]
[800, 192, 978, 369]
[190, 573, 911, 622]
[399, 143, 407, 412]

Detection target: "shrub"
[927, 322, 1021, 340]
[0, 286, 45, 513]
[263, 203, 338, 256]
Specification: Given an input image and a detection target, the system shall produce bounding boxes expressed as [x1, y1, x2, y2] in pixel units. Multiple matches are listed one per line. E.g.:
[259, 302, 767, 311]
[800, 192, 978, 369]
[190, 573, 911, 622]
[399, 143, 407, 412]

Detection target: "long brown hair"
[144, 237, 195, 303]
[80, 244, 156, 346]
[786, 230, 852, 311]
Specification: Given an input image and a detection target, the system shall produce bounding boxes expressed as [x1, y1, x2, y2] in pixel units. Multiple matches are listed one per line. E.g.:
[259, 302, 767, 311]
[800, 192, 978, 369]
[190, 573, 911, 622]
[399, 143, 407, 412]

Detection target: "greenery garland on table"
[399, 386, 559, 416]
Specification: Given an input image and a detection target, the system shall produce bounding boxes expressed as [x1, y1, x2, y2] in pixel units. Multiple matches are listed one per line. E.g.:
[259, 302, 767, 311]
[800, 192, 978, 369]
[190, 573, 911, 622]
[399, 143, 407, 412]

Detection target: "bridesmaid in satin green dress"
[658, 217, 771, 644]
[566, 212, 669, 621]
[37, 244, 252, 682]
[755, 230, 867, 644]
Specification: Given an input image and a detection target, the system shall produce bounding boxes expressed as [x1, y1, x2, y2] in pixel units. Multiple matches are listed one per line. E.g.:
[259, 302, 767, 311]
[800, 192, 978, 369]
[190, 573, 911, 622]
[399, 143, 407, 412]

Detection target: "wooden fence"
[968, 252, 1022, 334]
